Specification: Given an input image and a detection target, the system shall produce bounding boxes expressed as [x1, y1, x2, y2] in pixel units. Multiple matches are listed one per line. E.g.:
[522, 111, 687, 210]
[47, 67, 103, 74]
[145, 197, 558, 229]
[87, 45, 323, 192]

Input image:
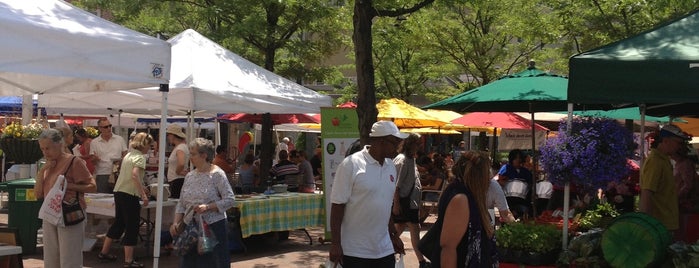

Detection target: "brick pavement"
[1, 211, 430, 267]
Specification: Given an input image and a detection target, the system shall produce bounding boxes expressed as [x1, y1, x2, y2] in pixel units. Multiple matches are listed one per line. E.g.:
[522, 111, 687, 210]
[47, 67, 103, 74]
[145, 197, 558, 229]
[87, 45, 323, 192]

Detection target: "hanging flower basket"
[0, 138, 43, 164]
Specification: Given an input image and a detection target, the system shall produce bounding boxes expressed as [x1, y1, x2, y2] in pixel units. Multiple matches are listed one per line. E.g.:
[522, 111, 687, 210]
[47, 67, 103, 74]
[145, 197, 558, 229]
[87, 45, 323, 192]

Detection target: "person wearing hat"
[274, 136, 291, 163]
[640, 124, 691, 231]
[453, 140, 467, 162]
[166, 124, 189, 199]
[329, 121, 407, 268]
[90, 118, 128, 193]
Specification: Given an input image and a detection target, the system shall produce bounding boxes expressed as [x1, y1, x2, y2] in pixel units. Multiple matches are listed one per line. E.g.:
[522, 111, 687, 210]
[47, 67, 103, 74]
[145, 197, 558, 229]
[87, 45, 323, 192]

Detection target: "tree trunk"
[353, 0, 378, 146]
[264, 47, 276, 72]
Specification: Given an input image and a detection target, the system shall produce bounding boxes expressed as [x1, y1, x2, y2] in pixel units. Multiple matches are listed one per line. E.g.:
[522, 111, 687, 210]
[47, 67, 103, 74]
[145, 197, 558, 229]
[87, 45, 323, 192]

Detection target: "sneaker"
[123, 260, 144, 268]
[97, 252, 118, 262]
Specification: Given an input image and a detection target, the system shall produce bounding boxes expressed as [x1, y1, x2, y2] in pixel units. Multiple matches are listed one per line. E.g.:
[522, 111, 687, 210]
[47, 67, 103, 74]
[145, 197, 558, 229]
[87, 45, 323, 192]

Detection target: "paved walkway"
[1, 211, 432, 267]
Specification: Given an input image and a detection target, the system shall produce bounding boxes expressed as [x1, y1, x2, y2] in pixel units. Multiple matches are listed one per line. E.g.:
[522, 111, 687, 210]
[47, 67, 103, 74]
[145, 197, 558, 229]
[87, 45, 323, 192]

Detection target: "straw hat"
[166, 124, 186, 139]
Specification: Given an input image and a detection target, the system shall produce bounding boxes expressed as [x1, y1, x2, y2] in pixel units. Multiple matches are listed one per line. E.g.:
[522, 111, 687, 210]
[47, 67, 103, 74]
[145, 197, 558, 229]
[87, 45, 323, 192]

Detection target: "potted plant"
[578, 202, 620, 231]
[496, 222, 562, 265]
[0, 121, 44, 164]
[539, 117, 636, 194]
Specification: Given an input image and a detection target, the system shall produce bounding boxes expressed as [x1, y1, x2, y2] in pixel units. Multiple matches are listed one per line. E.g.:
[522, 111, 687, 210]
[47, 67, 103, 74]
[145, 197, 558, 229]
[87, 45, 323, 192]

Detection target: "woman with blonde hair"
[435, 150, 496, 268]
[98, 132, 153, 267]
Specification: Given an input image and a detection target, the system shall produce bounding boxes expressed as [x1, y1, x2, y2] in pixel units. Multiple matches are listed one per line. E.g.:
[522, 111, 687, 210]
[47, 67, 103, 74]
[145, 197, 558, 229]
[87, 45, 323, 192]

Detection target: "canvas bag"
[38, 175, 67, 226]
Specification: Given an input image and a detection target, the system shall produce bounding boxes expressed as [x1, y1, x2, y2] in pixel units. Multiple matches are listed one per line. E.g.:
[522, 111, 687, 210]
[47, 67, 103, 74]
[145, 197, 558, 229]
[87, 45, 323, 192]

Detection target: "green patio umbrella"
[424, 62, 570, 113]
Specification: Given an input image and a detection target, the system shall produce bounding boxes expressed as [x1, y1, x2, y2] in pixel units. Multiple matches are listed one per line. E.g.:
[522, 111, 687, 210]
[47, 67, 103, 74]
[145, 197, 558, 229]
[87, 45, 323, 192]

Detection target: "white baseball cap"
[369, 121, 408, 139]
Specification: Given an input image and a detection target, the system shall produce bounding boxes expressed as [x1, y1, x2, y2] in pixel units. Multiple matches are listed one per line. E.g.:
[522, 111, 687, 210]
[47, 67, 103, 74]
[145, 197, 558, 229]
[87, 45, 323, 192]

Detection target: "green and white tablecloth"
[233, 193, 324, 238]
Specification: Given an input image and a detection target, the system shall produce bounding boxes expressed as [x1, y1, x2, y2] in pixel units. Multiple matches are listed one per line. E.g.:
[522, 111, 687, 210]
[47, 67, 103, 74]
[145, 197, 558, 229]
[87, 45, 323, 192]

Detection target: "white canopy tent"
[0, 0, 170, 94]
[39, 29, 333, 115]
[1, 1, 172, 266]
[38, 29, 331, 265]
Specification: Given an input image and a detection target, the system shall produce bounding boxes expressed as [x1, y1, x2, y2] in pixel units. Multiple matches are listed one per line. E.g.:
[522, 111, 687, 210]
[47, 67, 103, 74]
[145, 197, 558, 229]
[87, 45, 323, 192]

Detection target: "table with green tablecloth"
[232, 193, 324, 239]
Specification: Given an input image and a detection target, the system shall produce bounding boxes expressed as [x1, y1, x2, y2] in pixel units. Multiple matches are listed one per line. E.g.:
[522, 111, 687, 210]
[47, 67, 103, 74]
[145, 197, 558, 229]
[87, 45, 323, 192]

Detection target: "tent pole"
[562, 103, 573, 250]
[639, 104, 646, 169]
[153, 84, 169, 268]
[530, 108, 538, 218]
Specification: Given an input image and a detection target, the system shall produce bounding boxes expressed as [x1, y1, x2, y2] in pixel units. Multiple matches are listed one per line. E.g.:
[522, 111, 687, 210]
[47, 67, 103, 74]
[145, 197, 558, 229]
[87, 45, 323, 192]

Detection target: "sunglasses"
[99, 125, 112, 129]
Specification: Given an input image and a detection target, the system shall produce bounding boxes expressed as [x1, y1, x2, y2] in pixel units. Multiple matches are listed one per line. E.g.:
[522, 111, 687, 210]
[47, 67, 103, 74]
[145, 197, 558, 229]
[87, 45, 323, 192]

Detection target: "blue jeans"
[179, 219, 230, 268]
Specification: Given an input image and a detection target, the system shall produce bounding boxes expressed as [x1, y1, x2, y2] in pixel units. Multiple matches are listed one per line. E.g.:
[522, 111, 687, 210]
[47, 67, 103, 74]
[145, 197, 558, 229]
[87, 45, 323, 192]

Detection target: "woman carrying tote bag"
[34, 128, 96, 268]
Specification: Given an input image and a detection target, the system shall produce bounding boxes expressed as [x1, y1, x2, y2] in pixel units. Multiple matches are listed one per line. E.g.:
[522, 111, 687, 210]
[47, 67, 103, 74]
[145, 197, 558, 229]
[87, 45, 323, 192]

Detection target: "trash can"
[0, 178, 42, 255]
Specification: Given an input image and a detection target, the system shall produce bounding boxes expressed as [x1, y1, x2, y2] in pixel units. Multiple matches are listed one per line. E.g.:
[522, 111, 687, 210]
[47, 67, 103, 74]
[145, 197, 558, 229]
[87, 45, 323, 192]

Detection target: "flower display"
[539, 117, 636, 193]
[85, 126, 100, 138]
[1, 122, 44, 140]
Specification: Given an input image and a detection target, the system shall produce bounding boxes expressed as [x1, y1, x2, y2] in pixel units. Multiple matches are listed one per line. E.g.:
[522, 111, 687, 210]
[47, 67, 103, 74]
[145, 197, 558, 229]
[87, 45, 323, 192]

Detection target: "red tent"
[451, 112, 548, 131]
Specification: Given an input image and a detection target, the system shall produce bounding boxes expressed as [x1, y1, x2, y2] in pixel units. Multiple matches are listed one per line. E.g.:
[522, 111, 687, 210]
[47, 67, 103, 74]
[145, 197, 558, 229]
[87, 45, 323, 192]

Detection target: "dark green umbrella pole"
[529, 103, 538, 218]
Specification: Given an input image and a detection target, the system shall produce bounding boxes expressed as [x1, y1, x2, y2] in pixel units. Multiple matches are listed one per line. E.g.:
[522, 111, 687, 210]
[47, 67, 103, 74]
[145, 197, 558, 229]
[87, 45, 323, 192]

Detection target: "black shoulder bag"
[62, 157, 86, 226]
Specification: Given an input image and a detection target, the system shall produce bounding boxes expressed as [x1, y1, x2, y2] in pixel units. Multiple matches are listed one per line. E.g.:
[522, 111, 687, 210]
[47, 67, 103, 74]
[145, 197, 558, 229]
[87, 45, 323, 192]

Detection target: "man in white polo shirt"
[329, 121, 407, 268]
[90, 118, 127, 193]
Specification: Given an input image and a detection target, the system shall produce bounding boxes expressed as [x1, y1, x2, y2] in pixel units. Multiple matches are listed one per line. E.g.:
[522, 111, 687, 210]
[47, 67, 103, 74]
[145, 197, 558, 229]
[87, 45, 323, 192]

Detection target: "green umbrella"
[423, 63, 570, 113]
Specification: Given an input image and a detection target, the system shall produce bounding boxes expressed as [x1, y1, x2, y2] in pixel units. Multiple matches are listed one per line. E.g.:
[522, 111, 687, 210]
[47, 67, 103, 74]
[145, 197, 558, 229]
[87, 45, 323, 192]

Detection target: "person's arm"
[67, 177, 97, 193]
[130, 166, 149, 207]
[66, 159, 97, 193]
[392, 188, 401, 216]
[440, 194, 469, 268]
[389, 214, 405, 254]
[329, 203, 346, 265]
[423, 178, 443, 190]
[492, 181, 514, 223]
[198, 170, 235, 213]
[34, 160, 54, 198]
[499, 210, 516, 223]
[169, 212, 184, 237]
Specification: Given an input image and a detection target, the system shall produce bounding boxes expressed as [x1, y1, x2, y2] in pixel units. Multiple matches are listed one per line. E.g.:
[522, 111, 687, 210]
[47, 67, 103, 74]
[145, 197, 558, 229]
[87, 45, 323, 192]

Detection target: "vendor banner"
[498, 129, 547, 150]
[321, 107, 359, 240]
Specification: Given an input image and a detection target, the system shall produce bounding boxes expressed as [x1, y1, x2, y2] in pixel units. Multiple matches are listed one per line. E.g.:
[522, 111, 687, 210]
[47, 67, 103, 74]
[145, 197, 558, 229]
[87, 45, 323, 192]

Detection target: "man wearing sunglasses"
[90, 118, 128, 193]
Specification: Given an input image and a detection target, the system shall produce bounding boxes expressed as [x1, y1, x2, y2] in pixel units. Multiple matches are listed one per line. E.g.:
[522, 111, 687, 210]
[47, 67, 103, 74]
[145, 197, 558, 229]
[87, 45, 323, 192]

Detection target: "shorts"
[394, 208, 420, 224]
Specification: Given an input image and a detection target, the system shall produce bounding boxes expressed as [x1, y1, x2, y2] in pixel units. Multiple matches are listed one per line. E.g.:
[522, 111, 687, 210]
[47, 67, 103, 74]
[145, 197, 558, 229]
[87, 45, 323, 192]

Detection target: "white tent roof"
[0, 0, 170, 94]
[39, 29, 332, 115]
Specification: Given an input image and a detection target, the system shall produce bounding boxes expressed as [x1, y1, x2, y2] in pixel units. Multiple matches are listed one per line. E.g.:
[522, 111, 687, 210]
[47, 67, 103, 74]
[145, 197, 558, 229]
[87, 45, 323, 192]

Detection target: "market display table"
[84, 193, 178, 254]
[232, 193, 324, 239]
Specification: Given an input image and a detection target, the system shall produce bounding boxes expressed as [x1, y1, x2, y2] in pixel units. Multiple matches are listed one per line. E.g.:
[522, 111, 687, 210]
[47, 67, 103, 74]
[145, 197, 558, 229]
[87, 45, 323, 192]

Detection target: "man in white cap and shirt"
[640, 124, 691, 232]
[90, 118, 128, 193]
[329, 121, 406, 268]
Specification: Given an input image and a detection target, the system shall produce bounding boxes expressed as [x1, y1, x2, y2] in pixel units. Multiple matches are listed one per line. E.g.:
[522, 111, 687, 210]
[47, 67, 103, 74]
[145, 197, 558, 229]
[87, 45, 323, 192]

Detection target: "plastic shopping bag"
[395, 254, 404, 268]
[38, 175, 67, 226]
[197, 214, 218, 255]
[322, 260, 343, 268]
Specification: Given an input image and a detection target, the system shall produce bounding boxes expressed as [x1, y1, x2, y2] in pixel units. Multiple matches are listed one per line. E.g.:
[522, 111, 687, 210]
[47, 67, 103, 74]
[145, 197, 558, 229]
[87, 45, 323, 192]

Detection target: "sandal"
[123, 260, 144, 268]
[98, 252, 118, 262]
